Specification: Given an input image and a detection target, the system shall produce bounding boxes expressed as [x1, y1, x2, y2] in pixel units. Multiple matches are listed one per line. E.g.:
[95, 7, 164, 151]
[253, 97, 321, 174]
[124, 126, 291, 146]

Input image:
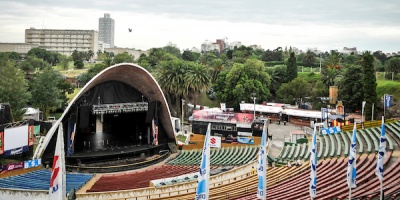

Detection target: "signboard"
[209, 136, 221, 148]
[237, 137, 254, 144]
[336, 101, 344, 115]
[321, 108, 327, 121]
[193, 110, 254, 124]
[0, 132, 3, 155]
[321, 126, 342, 135]
[385, 95, 393, 108]
[24, 159, 42, 169]
[4, 146, 29, 157]
[220, 103, 226, 111]
[28, 126, 34, 146]
[5, 162, 24, 171]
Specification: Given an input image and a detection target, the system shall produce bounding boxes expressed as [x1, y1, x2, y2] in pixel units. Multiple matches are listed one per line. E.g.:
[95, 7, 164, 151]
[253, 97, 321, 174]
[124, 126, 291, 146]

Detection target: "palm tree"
[185, 62, 211, 109]
[210, 59, 223, 83]
[303, 50, 316, 67]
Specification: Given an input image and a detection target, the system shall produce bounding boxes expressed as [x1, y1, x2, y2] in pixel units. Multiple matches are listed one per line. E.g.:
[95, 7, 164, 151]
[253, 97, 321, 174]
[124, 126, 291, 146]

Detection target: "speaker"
[145, 101, 156, 123]
[79, 106, 90, 128]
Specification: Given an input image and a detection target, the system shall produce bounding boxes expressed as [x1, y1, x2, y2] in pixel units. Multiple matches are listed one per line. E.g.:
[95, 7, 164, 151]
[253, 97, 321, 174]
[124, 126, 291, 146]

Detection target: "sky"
[1, 0, 400, 53]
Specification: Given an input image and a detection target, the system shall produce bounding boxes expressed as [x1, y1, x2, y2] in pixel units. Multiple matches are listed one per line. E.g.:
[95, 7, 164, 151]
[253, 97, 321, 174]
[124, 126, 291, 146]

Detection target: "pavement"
[267, 122, 307, 158]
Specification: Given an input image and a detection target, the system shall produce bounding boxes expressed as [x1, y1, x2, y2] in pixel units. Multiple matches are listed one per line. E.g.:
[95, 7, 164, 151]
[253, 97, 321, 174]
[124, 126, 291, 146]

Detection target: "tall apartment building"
[25, 28, 98, 58]
[99, 13, 115, 48]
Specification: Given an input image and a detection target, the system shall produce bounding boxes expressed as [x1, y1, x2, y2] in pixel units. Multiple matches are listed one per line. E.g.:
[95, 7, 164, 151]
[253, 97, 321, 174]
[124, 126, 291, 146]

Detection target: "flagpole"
[349, 187, 351, 200]
[380, 180, 383, 199]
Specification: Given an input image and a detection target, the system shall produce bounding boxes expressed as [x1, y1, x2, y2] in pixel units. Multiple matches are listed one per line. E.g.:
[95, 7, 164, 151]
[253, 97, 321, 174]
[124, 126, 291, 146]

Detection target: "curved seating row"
[0, 169, 92, 193]
[168, 146, 258, 166]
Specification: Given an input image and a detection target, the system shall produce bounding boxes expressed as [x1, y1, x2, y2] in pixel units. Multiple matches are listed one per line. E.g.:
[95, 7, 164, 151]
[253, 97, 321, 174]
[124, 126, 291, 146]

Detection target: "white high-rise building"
[99, 13, 115, 48]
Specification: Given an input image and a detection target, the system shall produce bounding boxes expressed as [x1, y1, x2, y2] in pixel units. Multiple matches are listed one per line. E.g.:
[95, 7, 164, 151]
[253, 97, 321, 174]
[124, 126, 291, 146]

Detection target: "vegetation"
[1, 46, 400, 121]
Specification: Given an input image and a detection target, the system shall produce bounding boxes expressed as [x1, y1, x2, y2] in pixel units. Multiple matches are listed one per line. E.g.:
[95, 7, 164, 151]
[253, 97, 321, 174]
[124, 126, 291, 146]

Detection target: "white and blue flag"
[195, 123, 211, 200]
[257, 121, 268, 199]
[376, 116, 386, 181]
[347, 122, 357, 188]
[310, 126, 317, 198]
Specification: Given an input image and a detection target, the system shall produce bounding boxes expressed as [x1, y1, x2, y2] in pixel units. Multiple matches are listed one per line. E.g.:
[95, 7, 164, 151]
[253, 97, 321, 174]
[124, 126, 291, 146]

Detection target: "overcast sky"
[1, 0, 399, 52]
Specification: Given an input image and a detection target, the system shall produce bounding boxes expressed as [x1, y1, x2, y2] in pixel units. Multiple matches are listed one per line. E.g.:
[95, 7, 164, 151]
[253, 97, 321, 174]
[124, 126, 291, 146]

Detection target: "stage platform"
[66, 144, 168, 165]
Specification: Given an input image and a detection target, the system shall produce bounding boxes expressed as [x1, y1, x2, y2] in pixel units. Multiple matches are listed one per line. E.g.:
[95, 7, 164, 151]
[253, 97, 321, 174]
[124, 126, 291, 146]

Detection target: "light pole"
[251, 93, 257, 120]
[181, 99, 185, 134]
[319, 53, 322, 73]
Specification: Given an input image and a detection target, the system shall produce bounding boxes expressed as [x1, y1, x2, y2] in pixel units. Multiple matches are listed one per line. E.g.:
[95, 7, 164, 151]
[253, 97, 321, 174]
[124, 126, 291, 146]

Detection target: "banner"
[34, 125, 40, 135]
[0, 132, 3, 155]
[24, 158, 42, 169]
[237, 137, 255, 144]
[49, 124, 66, 200]
[321, 126, 341, 135]
[385, 95, 393, 108]
[257, 121, 268, 199]
[209, 136, 221, 148]
[195, 123, 211, 200]
[4, 146, 29, 157]
[321, 108, 328, 121]
[5, 162, 24, 171]
[336, 101, 344, 115]
[220, 103, 226, 111]
[28, 126, 34, 146]
[193, 110, 254, 124]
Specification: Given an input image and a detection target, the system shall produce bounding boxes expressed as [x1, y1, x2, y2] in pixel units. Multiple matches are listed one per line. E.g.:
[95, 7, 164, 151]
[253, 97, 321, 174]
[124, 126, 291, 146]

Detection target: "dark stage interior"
[41, 81, 172, 168]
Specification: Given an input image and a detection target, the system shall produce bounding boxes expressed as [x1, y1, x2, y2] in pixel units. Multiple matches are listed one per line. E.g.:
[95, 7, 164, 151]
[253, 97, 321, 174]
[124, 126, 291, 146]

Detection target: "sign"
[385, 95, 393, 108]
[321, 126, 341, 135]
[28, 126, 34, 146]
[6, 162, 24, 171]
[220, 103, 226, 111]
[4, 146, 29, 157]
[209, 136, 221, 148]
[0, 132, 3, 155]
[321, 108, 328, 121]
[193, 110, 254, 124]
[24, 158, 42, 169]
[336, 101, 344, 115]
[237, 137, 254, 144]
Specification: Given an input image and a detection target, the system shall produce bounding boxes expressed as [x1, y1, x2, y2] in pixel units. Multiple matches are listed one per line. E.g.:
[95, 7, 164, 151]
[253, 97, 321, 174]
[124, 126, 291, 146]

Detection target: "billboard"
[24, 159, 42, 169]
[3, 124, 29, 156]
[209, 136, 221, 148]
[237, 137, 255, 144]
[193, 110, 254, 124]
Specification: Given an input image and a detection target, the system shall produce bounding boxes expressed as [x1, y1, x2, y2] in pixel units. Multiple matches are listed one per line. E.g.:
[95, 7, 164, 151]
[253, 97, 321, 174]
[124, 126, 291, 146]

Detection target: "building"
[99, 13, 115, 48]
[104, 47, 148, 60]
[201, 40, 220, 52]
[228, 41, 242, 50]
[25, 28, 98, 58]
[0, 43, 39, 57]
[342, 47, 358, 55]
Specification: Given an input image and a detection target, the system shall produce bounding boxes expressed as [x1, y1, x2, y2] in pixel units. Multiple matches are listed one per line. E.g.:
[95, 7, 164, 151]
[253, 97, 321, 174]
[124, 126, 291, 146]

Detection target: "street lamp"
[181, 99, 185, 134]
[251, 93, 257, 120]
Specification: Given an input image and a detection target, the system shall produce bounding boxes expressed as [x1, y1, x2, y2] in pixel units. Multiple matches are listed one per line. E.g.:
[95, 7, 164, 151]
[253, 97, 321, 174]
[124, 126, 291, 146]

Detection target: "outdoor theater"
[33, 63, 176, 173]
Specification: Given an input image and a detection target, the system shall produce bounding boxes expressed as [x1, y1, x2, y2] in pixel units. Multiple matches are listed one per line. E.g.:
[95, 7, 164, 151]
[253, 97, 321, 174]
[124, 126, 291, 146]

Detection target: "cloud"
[1, 0, 400, 52]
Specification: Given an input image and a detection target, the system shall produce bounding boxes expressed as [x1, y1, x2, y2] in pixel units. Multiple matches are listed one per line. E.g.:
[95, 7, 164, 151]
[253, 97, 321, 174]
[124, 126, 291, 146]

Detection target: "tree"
[362, 52, 377, 120]
[74, 60, 84, 69]
[19, 56, 50, 76]
[162, 46, 181, 58]
[286, 52, 298, 82]
[185, 62, 211, 109]
[310, 80, 329, 110]
[30, 67, 63, 119]
[27, 48, 60, 65]
[0, 58, 31, 121]
[372, 51, 387, 65]
[216, 59, 271, 107]
[385, 57, 400, 75]
[182, 50, 200, 61]
[303, 50, 316, 67]
[59, 55, 70, 70]
[113, 52, 134, 64]
[267, 65, 286, 98]
[338, 65, 364, 112]
[210, 59, 224, 83]
[277, 77, 310, 104]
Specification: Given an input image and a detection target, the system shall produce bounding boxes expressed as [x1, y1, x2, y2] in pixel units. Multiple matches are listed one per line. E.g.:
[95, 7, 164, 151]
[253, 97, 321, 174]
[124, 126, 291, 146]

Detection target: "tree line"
[1, 45, 399, 121]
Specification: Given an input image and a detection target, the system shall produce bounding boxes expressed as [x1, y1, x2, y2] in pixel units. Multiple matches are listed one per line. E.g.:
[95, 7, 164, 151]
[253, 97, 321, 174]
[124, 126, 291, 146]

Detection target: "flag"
[362, 101, 366, 117]
[257, 120, 268, 199]
[347, 123, 357, 188]
[310, 126, 317, 198]
[195, 123, 211, 200]
[49, 124, 66, 200]
[376, 116, 386, 180]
